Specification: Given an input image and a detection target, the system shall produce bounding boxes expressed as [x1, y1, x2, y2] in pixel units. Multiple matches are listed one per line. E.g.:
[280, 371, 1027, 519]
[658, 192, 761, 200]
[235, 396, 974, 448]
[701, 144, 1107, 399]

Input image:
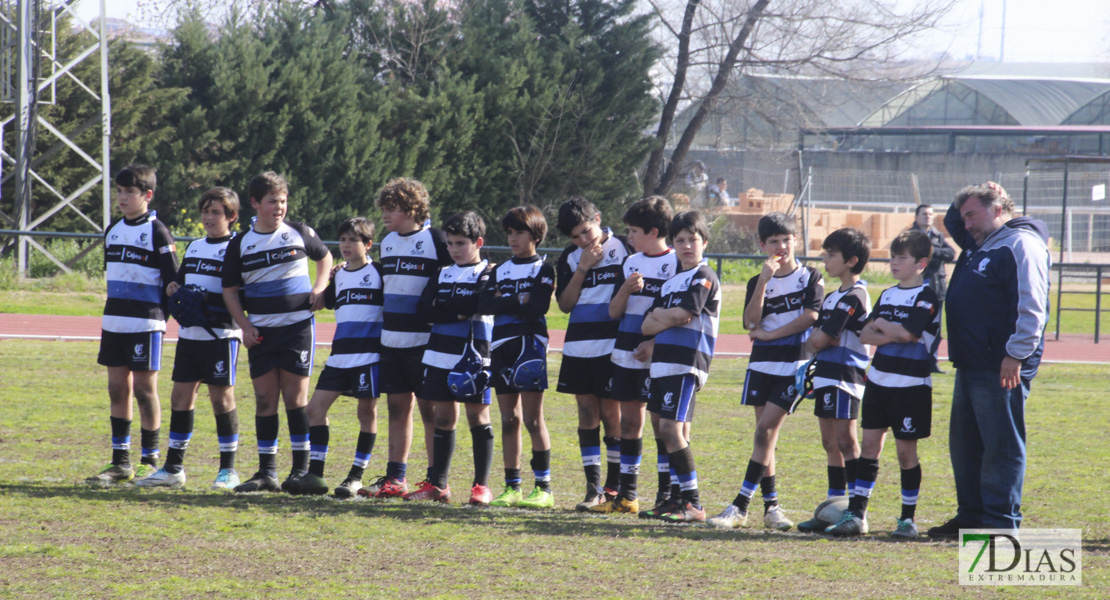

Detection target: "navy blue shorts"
[172, 337, 240, 386]
[98, 330, 163, 372]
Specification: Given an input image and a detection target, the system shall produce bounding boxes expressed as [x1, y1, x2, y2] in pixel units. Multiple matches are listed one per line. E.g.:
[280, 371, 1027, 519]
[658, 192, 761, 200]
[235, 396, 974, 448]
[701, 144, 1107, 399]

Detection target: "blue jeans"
[949, 367, 1030, 529]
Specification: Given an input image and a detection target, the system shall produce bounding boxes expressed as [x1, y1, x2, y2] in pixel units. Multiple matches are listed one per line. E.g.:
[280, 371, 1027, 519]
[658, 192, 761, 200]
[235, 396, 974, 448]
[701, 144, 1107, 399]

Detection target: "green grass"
[0, 340, 1106, 598]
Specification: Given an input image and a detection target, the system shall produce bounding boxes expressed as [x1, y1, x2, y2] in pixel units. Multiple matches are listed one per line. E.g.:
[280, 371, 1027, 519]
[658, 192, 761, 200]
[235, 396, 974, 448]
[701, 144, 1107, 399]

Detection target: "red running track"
[1, 313, 1107, 363]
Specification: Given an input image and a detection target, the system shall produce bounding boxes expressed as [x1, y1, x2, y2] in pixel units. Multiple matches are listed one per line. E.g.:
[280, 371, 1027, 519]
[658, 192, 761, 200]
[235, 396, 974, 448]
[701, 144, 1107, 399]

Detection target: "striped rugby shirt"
[612, 248, 681, 370]
[555, 229, 632, 358]
[478, 255, 554, 350]
[102, 211, 178, 333]
[175, 234, 241, 340]
[324, 262, 384, 369]
[744, 263, 824, 376]
[866, 283, 941, 388]
[221, 220, 330, 328]
[811, 281, 871, 398]
[648, 263, 721, 389]
[419, 260, 495, 369]
[379, 227, 450, 349]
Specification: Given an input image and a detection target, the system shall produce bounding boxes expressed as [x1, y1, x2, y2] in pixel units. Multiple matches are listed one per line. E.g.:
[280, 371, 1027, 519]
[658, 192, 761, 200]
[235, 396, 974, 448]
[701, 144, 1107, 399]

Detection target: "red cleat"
[402, 480, 450, 503]
[469, 483, 493, 506]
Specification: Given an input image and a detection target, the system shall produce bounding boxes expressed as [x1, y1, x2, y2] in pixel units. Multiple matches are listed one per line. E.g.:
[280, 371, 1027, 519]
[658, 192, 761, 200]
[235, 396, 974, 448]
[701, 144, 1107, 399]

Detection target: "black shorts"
[422, 365, 492, 405]
[609, 364, 650, 402]
[812, 386, 860, 420]
[247, 318, 315, 379]
[172, 337, 240, 386]
[741, 370, 796, 411]
[861, 382, 932, 440]
[379, 347, 425, 396]
[315, 363, 379, 399]
[98, 330, 163, 372]
[648, 374, 697, 422]
[489, 337, 548, 395]
[556, 354, 614, 398]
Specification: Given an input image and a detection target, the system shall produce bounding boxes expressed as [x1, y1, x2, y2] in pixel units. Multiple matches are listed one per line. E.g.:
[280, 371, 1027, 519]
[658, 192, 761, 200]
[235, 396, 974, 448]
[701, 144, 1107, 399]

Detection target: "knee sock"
[827, 465, 847, 498]
[577, 427, 602, 494]
[844, 458, 859, 497]
[504, 468, 522, 491]
[214, 409, 239, 471]
[286, 407, 310, 475]
[110, 416, 131, 466]
[256, 414, 280, 477]
[140, 427, 160, 466]
[848, 457, 880, 518]
[531, 449, 552, 492]
[619, 437, 643, 500]
[308, 425, 329, 477]
[668, 445, 699, 507]
[603, 435, 621, 492]
[431, 429, 455, 489]
[901, 464, 922, 521]
[761, 475, 779, 511]
[164, 409, 194, 474]
[732, 460, 767, 514]
[348, 431, 376, 481]
[655, 437, 670, 497]
[471, 424, 494, 487]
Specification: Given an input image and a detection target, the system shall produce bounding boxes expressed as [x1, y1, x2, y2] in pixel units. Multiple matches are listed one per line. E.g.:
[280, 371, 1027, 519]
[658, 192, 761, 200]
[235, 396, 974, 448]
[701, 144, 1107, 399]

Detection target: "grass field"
[0, 340, 1106, 599]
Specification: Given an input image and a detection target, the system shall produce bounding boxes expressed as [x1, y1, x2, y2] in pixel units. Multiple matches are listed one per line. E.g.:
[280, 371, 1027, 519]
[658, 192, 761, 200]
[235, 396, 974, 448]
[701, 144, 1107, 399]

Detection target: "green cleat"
[490, 487, 524, 507]
[291, 473, 329, 496]
[86, 463, 134, 485]
[133, 463, 158, 479]
[518, 486, 554, 509]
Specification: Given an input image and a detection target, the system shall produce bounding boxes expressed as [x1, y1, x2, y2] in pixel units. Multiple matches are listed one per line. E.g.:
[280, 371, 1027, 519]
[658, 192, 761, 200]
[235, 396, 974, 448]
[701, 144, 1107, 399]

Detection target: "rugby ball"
[814, 496, 850, 524]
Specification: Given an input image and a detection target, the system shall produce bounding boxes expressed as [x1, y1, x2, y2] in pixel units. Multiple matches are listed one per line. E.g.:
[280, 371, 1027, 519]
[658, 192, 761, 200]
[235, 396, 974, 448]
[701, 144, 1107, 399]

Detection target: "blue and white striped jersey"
[867, 283, 940, 388]
[102, 211, 178, 333]
[324, 262, 383, 369]
[555, 229, 632, 358]
[648, 263, 721, 389]
[176, 234, 240, 340]
[811, 281, 871, 398]
[478, 255, 554, 350]
[379, 227, 450, 349]
[612, 248, 681, 370]
[419, 260, 495, 370]
[745, 264, 824, 376]
[221, 221, 331, 328]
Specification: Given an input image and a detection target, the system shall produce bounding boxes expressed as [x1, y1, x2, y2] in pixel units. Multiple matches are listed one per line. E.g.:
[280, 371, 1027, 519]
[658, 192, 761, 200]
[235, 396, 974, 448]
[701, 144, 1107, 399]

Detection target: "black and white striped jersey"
[744, 264, 824, 376]
[379, 227, 451, 349]
[324, 262, 384, 369]
[419, 260, 495, 369]
[555, 229, 632, 358]
[221, 221, 331, 328]
[478, 255, 554, 349]
[867, 283, 941, 388]
[612, 248, 681, 370]
[102, 211, 178, 333]
[176, 234, 240, 340]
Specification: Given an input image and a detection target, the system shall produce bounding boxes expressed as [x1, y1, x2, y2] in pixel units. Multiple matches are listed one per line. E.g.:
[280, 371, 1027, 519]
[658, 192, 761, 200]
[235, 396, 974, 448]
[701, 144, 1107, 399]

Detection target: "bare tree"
[642, 0, 957, 196]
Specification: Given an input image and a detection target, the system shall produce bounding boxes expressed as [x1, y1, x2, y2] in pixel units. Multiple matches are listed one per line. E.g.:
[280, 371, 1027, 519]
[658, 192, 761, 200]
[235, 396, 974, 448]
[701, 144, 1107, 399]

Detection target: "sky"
[73, 0, 1110, 64]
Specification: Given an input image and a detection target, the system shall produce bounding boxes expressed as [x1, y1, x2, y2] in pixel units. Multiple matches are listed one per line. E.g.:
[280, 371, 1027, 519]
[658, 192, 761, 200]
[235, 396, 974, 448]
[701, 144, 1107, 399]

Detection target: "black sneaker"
[233, 472, 281, 493]
[927, 517, 970, 539]
[281, 470, 308, 494]
[639, 497, 678, 520]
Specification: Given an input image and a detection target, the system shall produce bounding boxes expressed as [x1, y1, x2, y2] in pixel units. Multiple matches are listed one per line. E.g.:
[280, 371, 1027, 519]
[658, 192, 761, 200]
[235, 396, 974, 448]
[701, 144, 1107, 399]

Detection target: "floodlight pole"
[99, 0, 109, 230]
[14, 0, 35, 278]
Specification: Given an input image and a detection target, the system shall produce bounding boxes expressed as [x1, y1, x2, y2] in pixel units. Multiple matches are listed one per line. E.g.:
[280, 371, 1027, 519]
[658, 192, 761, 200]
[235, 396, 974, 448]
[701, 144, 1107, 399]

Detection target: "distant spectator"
[707, 178, 730, 207]
[909, 204, 956, 372]
[685, 162, 709, 207]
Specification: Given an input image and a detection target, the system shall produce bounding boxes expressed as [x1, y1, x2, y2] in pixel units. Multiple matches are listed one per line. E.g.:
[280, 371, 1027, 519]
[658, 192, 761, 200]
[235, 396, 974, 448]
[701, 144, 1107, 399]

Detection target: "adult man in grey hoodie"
[929, 182, 1050, 538]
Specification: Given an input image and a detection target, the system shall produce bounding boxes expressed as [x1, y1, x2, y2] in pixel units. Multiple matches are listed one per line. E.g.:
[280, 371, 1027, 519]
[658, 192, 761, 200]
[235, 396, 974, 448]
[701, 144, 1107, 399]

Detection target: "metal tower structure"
[1, 0, 110, 278]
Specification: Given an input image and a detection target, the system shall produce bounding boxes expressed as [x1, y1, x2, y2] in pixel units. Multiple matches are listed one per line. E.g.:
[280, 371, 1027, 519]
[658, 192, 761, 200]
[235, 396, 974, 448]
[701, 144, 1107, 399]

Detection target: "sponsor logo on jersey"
[361, 274, 372, 284]
[660, 263, 669, 274]
[124, 249, 146, 262]
[281, 231, 291, 242]
[608, 248, 617, 259]
[199, 261, 221, 273]
[271, 249, 298, 261]
[217, 248, 226, 257]
[399, 261, 425, 272]
[893, 308, 910, 320]
[138, 233, 148, 245]
[593, 270, 617, 283]
[916, 300, 934, 310]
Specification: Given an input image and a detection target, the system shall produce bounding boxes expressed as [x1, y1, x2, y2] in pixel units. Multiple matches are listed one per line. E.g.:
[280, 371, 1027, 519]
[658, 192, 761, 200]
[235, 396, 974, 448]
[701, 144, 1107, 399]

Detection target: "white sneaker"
[133, 467, 186, 488]
[763, 505, 794, 531]
[211, 468, 240, 490]
[891, 518, 919, 540]
[706, 504, 748, 529]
